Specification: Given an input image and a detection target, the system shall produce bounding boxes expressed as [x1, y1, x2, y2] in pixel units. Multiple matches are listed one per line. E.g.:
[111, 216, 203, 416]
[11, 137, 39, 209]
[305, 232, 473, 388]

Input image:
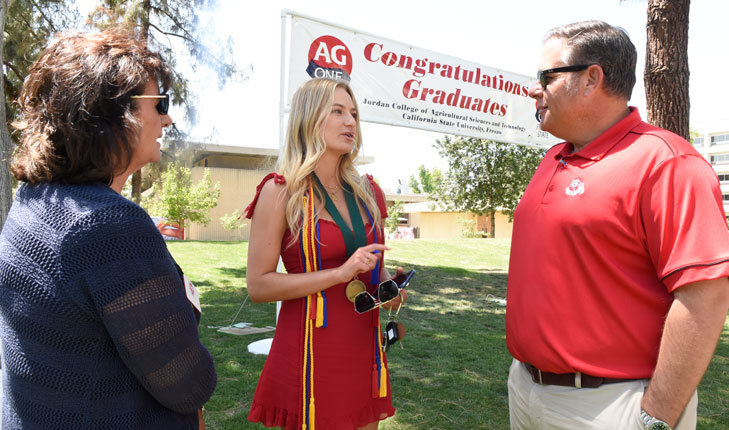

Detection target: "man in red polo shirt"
[506, 20, 729, 430]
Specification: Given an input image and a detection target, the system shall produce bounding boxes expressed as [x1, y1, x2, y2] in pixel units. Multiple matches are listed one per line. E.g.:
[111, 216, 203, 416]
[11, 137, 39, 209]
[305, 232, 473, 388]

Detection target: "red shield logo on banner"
[306, 35, 353, 82]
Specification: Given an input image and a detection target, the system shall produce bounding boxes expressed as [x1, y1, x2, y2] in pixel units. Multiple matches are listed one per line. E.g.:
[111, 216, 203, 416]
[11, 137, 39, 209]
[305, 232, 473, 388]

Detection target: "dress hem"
[248, 402, 395, 430]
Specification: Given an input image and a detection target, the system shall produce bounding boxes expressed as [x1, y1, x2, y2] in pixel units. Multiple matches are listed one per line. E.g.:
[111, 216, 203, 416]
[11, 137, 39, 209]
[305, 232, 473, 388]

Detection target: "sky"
[82, 0, 729, 191]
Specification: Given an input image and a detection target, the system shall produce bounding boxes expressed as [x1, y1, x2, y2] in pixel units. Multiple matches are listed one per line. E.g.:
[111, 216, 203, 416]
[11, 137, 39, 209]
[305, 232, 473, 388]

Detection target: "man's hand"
[641, 277, 729, 427]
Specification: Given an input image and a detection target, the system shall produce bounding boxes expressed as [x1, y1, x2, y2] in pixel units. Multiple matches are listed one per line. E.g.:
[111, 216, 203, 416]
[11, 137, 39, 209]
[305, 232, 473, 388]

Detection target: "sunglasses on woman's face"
[130, 93, 170, 115]
[354, 279, 401, 314]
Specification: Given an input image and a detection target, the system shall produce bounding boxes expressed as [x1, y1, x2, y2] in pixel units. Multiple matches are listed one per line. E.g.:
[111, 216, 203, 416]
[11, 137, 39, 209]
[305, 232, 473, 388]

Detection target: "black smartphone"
[391, 269, 415, 289]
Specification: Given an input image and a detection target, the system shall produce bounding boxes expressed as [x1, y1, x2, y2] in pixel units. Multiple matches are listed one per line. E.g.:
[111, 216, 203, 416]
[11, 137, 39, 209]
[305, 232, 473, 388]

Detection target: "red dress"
[246, 173, 395, 429]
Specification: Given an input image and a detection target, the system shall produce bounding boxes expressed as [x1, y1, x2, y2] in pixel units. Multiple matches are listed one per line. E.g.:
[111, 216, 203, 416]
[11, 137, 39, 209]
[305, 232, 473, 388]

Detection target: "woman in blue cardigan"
[0, 29, 216, 429]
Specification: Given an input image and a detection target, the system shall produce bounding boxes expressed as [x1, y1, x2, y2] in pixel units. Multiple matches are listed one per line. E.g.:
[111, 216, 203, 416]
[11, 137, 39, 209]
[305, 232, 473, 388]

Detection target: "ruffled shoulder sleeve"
[245, 173, 286, 219]
[365, 174, 388, 219]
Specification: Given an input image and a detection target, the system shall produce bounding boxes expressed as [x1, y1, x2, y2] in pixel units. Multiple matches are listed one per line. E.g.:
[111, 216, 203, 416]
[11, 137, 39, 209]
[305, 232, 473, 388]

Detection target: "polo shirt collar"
[555, 106, 642, 161]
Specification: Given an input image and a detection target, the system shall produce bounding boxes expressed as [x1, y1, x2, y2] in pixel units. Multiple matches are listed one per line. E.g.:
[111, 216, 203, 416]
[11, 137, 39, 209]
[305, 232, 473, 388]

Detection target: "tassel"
[379, 365, 388, 398]
[315, 292, 324, 327]
[309, 399, 316, 430]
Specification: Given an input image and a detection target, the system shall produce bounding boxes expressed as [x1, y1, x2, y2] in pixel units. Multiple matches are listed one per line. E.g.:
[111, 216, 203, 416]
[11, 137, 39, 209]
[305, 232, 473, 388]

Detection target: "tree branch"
[149, 5, 196, 41]
[147, 6, 240, 75]
[147, 21, 195, 44]
[28, 0, 58, 33]
[11, 10, 42, 41]
[4, 60, 24, 82]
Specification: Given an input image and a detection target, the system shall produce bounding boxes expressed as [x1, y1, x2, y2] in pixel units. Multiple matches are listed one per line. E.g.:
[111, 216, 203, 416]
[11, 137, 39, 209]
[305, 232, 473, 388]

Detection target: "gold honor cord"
[300, 181, 325, 430]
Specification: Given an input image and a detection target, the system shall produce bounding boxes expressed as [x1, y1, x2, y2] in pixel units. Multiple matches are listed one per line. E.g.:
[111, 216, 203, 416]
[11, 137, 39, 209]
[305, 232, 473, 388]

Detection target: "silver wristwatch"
[640, 408, 672, 430]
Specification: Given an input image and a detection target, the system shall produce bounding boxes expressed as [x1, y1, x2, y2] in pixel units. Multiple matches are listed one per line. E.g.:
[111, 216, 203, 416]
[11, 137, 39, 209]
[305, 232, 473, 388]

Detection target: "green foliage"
[434, 136, 545, 233]
[457, 215, 483, 238]
[386, 200, 404, 235]
[220, 210, 247, 239]
[407, 176, 421, 194]
[146, 163, 220, 236]
[689, 127, 702, 144]
[408, 164, 444, 195]
[4, 1, 81, 138]
[220, 210, 246, 231]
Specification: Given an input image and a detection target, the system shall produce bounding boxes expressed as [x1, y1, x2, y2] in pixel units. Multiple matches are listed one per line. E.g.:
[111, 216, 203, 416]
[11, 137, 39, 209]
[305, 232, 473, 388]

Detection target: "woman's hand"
[335, 243, 389, 284]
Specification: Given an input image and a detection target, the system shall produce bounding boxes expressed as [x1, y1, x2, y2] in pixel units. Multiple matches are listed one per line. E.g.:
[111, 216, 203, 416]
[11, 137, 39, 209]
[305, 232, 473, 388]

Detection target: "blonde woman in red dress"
[245, 78, 405, 430]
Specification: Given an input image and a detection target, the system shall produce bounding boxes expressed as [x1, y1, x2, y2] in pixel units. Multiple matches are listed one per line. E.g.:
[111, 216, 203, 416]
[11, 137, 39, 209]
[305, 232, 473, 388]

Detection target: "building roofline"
[190, 143, 374, 165]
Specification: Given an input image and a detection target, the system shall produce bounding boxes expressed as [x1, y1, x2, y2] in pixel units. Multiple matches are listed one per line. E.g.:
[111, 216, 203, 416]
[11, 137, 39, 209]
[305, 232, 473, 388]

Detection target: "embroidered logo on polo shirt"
[565, 178, 585, 196]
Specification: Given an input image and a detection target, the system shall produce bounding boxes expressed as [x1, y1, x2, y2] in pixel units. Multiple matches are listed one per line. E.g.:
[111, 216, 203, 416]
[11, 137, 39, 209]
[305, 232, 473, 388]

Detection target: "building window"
[723, 194, 729, 202]
[693, 136, 704, 147]
[711, 133, 729, 146]
[711, 153, 729, 164]
[718, 174, 729, 184]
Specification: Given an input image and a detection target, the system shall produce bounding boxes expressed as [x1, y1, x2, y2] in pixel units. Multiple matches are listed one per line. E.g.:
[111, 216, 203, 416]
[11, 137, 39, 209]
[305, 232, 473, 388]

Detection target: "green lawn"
[167, 239, 729, 429]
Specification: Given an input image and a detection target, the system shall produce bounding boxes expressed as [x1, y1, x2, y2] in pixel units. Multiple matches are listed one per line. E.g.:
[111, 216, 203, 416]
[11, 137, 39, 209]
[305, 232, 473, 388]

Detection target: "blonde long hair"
[278, 78, 382, 244]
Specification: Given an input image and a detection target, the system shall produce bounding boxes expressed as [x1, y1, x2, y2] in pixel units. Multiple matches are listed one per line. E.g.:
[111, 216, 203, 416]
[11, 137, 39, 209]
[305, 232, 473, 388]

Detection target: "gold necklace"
[322, 183, 341, 201]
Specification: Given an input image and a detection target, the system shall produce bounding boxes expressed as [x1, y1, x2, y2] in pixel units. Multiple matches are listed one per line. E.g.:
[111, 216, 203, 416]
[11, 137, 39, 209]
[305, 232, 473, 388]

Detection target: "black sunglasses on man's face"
[130, 93, 170, 115]
[537, 65, 594, 89]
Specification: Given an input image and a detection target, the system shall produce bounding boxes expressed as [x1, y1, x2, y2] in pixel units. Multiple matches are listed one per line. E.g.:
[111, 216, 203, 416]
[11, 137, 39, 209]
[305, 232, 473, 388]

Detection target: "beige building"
[181, 144, 514, 240]
[185, 144, 371, 241]
[187, 145, 278, 241]
[399, 200, 513, 239]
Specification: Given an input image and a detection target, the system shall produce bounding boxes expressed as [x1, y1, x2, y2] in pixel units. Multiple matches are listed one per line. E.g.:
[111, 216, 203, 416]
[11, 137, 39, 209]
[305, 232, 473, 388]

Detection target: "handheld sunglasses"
[354, 270, 415, 314]
[130, 93, 170, 115]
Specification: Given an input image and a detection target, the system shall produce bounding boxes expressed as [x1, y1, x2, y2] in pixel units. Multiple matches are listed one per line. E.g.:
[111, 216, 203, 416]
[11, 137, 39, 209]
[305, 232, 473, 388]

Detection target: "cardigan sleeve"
[64, 204, 217, 414]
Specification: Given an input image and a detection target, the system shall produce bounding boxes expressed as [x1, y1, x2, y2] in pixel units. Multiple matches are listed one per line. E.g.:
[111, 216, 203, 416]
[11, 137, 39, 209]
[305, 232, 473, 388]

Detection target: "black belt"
[524, 363, 636, 388]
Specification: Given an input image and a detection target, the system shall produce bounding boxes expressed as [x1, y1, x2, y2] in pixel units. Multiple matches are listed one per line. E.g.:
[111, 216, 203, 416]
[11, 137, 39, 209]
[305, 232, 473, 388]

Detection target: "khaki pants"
[508, 359, 698, 430]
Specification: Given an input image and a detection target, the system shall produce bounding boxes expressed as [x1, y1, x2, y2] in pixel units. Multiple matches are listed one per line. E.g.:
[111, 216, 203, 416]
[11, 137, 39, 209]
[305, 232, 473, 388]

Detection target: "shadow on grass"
[219, 267, 247, 278]
[378, 260, 511, 429]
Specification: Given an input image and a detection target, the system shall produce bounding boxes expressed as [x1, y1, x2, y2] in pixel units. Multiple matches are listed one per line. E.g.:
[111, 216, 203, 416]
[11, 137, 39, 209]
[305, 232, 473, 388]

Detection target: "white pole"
[247, 11, 290, 357]
[278, 10, 288, 152]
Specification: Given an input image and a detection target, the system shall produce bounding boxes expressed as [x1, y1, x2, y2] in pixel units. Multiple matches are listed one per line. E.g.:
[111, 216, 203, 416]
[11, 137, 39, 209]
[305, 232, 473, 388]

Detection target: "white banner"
[285, 12, 556, 147]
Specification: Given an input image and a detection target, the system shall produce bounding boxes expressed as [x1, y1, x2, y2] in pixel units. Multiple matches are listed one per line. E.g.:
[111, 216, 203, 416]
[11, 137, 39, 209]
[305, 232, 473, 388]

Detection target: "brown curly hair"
[10, 29, 173, 185]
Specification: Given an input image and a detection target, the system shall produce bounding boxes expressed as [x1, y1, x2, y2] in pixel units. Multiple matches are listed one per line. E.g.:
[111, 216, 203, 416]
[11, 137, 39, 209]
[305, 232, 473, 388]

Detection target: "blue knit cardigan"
[0, 182, 217, 429]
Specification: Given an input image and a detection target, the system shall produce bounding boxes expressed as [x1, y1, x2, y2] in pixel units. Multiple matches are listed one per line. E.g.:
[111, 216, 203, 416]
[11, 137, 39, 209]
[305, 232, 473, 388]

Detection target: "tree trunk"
[131, 170, 142, 204]
[0, 0, 13, 232]
[644, 0, 691, 141]
[130, 0, 151, 205]
[489, 209, 496, 239]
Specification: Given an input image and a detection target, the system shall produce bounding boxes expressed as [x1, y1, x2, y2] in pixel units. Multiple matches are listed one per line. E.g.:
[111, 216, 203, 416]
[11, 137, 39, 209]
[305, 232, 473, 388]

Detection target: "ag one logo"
[306, 35, 353, 82]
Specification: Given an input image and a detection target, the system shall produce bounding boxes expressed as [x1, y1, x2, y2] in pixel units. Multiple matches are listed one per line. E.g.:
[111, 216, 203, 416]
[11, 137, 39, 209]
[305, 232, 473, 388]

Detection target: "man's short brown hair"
[10, 29, 172, 185]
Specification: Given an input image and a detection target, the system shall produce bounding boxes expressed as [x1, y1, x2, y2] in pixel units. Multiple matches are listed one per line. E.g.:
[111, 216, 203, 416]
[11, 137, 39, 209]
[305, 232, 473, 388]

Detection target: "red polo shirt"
[506, 107, 729, 378]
